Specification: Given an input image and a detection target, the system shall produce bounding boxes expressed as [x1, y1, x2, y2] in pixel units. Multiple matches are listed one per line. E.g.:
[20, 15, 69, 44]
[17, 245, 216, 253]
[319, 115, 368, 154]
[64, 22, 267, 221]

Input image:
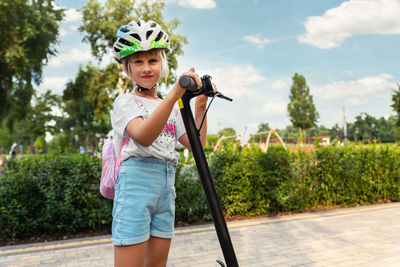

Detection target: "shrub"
[0, 154, 112, 242]
[1, 143, 399, 242]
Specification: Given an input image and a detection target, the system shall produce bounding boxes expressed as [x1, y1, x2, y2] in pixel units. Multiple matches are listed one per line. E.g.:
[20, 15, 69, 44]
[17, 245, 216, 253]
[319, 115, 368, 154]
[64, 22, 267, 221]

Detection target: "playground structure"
[252, 129, 287, 153]
[213, 130, 332, 154]
[213, 129, 288, 154]
[213, 135, 236, 152]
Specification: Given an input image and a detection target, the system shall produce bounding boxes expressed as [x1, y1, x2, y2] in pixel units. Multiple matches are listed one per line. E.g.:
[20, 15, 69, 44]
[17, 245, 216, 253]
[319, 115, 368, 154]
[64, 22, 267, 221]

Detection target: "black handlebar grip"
[179, 75, 198, 92]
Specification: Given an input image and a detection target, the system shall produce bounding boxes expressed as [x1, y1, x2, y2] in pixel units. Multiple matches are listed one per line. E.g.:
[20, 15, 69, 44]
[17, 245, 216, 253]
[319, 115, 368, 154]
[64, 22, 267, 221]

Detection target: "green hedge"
[209, 144, 400, 217]
[1, 144, 400, 243]
[0, 154, 112, 242]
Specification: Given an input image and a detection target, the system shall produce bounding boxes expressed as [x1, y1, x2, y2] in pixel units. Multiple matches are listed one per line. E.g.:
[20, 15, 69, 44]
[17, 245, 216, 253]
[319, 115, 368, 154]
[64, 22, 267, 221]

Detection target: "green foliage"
[206, 134, 219, 149]
[0, 154, 112, 242]
[257, 122, 270, 133]
[180, 144, 400, 221]
[250, 122, 271, 143]
[287, 73, 319, 133]
[61, 64, 112, 150]
[352, 113, 378, 141]
[0, 0, 64, 125]
[344, 113, 400, 142]
[217, 127, 236, 137]
[48, 132, 74, 154]
[391, 83, 400, 126]
[79, 0, 188, 87]
[33, 136, 46, 154]
[1, 145, 400, 242]
[0, 121, 13, 154]
[12, 90, 61, 152]
[175, 158, 210, 223]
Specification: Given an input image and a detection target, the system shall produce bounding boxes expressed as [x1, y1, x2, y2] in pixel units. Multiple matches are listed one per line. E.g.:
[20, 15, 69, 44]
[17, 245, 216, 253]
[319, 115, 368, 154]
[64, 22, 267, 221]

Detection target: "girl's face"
[128, 50, 161, 89]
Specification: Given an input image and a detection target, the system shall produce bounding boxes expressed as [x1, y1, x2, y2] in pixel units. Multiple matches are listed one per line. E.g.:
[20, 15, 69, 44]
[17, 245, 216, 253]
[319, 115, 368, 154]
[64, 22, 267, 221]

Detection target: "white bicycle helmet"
[113, 19, 170, 63]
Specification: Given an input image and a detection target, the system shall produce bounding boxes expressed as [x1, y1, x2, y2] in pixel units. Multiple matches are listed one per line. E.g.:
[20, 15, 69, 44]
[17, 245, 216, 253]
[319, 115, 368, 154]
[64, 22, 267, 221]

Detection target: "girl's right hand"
[171, 67, 202, 100]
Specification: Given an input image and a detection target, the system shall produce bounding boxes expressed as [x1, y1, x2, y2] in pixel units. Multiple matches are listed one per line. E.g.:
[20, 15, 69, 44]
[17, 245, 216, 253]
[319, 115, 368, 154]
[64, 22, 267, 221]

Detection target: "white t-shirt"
[111, 93, 186, 163]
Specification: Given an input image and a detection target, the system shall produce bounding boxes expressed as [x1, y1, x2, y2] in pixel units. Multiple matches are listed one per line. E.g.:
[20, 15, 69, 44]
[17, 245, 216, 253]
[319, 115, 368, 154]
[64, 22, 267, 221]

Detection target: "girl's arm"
[126, 93, 180, 147]
[125, 68, 201, 147]
[179, 94, 208, 150]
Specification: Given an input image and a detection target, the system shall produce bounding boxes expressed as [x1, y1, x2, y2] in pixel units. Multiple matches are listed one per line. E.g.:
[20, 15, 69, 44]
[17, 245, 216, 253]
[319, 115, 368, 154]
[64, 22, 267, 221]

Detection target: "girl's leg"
[144, 236, 172, 267]
[114, 242, 147, 267]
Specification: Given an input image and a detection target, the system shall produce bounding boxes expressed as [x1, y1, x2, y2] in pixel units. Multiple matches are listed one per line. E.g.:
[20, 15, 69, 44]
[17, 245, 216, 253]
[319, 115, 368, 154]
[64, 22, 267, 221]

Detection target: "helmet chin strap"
[136, 83, 157, 92]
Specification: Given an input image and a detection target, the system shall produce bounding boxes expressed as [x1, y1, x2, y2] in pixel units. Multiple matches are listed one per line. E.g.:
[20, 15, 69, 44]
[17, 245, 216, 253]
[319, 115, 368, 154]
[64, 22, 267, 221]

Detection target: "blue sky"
[42, 0, 400, 135]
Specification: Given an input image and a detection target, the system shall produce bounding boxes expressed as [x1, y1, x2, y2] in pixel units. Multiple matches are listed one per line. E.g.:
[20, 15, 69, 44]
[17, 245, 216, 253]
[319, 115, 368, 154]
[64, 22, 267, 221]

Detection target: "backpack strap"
[116, 136, 129, 167]
[173, 106, 179, 116]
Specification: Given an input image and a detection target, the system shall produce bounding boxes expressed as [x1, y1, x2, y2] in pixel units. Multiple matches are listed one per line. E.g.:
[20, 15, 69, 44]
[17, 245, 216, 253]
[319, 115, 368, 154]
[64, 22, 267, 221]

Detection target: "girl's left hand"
[195, 82, 217, 111]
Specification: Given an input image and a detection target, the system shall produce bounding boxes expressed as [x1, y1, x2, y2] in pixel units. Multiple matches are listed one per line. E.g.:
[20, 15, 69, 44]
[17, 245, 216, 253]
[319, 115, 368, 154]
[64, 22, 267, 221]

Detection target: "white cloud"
[59, 28, 68, 37]
[270, 80, 288, 89]
[169, 0, 216, 9]
[40, 76, 69, 94]
[49, 48, 92, 67]
[251, 99, 288, 116]
[64, 8, 82, 22]
[200, 65, 266, 98]
[58, 25, 78, 37]
[299, 0, 400, 49]
[243, 35, 271, 48]
[313, 74, 396, 105]
[69, 25, 78, 32]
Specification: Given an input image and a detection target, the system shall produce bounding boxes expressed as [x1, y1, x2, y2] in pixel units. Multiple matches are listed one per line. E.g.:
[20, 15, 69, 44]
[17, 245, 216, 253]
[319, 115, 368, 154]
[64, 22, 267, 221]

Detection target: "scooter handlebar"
[179, 75, 233, 102]
[179, 75, 198, 92]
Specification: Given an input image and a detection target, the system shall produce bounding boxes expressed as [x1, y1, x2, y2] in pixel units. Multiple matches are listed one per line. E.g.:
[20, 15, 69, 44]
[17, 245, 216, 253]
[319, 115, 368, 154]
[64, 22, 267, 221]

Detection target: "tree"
[257, 122, 270, 133]
[391, 83, 400, 126]
[13, 90, 61, 153]
[387, 115, 400, 141]
[79, 0, 188, 94]
[0, 0, 64, 127]
[61, 64, 112, 151]
[250, 122, 270, 143]
[287, 73, 319, 144]
[0, 121, 13, 154]
[376, 116, 393, 142]
[346, 113, 377, 142]
[217, 127, 236, 137]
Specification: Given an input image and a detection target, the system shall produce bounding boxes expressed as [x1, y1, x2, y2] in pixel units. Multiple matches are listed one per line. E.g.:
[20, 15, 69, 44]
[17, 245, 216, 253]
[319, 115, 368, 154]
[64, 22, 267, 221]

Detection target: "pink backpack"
[99, 94, 179, 199]
[99, 94, 140, 199]
[99, 135, 129, 199]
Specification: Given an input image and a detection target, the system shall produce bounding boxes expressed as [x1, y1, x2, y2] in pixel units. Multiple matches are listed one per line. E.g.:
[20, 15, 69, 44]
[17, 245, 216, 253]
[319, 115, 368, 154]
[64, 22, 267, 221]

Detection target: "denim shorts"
[112, 157, 177, 246]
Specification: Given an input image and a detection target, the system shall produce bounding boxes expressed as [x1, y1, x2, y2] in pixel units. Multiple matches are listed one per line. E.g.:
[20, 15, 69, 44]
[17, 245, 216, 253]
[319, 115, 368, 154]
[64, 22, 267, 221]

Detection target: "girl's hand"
[195, 82, 216, 112]
[171, 67, 202, 100]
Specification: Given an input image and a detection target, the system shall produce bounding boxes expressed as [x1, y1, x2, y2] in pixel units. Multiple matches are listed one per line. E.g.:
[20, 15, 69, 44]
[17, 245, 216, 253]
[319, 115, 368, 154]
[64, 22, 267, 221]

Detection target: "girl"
[111, 20, 209, 267]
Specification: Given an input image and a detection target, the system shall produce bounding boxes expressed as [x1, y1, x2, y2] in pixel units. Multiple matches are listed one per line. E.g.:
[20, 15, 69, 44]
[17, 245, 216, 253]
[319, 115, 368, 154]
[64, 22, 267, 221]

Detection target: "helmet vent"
[130, 33, 141, 41]
[155, 32, 164, 42]
[146, 30, 153, 40]
[137, 20, 141, 26]
[150, 23, 156, 27]
[119, 27, 129, 33]
[114, 47, 121, 52]
[119, 38, 133, 46]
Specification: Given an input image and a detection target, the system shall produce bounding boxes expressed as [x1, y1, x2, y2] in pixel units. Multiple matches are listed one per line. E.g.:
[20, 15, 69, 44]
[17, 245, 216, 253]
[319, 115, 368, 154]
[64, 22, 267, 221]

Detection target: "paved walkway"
[1, 202, 400, 266]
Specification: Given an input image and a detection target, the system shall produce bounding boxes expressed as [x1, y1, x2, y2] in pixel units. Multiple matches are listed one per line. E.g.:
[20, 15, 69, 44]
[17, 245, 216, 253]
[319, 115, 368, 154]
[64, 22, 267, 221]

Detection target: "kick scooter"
[178, 75, 239, 267]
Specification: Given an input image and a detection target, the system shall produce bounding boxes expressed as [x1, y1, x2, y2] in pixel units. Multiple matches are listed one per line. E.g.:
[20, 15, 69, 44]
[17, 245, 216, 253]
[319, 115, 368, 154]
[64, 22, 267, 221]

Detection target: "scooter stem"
[178, 90, 239, 267]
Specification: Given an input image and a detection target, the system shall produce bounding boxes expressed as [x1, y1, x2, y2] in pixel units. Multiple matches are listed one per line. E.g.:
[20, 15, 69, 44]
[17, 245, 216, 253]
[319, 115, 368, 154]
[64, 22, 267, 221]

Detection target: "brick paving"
[1, 202, 400, 266]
